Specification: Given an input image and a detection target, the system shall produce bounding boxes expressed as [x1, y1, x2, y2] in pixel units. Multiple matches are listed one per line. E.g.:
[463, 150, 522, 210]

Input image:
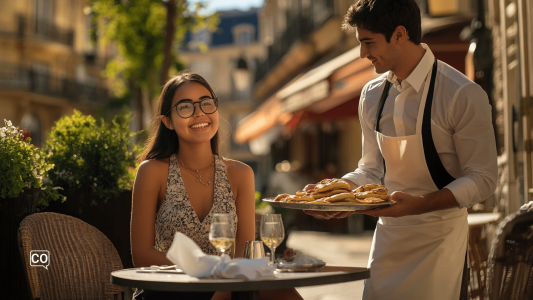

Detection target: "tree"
[89, 0, 219, 130]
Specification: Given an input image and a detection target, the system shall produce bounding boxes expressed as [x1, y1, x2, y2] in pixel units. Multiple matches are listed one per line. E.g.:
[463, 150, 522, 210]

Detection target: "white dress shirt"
[342, 44, 498, 208]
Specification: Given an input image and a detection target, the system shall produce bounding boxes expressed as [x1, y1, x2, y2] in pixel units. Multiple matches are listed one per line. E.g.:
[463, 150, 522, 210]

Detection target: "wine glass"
[260, 214, 285, 266]
[209, 214, 235, 256]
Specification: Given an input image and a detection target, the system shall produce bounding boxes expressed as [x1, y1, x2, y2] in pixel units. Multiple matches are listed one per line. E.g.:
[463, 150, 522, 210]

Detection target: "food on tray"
[354, 197, 387, 204]
[321, 192, 355, 203]
[353, 183, 384, 193]
[315, 178, 351, 193]
[285, 195, 315, 202]
[274, 193, 290, 202]
[312, 189, 349, 199]
[272, 180, 392, 205]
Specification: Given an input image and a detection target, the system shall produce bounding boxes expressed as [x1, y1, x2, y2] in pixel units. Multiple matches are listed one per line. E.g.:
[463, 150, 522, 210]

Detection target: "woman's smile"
[189, 122, 211, 130]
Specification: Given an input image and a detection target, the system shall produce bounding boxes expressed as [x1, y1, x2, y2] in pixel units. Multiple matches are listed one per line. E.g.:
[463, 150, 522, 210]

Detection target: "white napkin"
[279, 250, 325, 265]
[166, 232, 275, 280]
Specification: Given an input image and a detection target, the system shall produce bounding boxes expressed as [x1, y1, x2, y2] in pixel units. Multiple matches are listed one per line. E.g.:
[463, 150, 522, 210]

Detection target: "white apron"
[362, 61, 468, 300]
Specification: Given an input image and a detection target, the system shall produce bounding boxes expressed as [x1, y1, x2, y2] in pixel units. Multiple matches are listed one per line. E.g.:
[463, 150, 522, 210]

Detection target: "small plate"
[262, 197, 395, 211]
[276, 261, 326, 272]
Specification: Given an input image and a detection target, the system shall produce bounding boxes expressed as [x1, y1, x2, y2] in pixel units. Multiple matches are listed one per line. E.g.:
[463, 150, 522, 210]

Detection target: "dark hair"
[342, 0, 422, 45]
[137, 71, 220, 163]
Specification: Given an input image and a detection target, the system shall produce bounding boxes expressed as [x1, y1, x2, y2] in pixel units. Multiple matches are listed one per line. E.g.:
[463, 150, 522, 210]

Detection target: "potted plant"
[0, 119, 61, 299]
[42, 110, 139, 268]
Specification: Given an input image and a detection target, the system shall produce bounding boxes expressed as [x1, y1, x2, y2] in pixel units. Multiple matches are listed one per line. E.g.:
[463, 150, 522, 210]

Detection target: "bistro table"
[111, 266, 370, 300]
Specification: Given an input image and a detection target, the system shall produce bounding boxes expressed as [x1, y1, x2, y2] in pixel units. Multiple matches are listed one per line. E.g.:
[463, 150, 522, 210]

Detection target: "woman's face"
[162, 81, 219, 146]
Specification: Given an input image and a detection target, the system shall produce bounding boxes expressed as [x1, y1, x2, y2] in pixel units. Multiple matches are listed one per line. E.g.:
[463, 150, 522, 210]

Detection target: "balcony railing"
[0, 63, 108, 105]
[255, 0, 335, 83]
[18, 15, 74, 47]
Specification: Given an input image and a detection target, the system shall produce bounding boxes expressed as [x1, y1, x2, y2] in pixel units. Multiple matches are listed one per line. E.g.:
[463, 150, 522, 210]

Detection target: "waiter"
[306, 0, 498, 299]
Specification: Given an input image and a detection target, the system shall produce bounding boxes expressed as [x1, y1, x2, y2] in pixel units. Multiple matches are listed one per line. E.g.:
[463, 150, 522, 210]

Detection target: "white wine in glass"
[209, 214, 235, 256]
[260, 214, 284, 266]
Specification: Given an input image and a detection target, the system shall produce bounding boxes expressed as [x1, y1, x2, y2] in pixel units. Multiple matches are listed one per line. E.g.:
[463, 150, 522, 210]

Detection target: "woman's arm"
[227, 161, 256, 258]
[131, 160, 174, 267]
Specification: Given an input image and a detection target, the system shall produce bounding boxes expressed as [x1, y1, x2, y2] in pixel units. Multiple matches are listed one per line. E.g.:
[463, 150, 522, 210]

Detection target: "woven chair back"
[18, 212, 124, 300]
[486, 201, 533, 299]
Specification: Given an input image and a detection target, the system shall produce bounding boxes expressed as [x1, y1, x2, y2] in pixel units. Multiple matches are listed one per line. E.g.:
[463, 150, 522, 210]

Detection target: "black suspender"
[374, 59, 455, 189]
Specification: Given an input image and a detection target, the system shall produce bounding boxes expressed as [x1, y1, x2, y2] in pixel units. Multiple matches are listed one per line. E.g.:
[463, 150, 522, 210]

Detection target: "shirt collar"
[387, 44, 435, 93]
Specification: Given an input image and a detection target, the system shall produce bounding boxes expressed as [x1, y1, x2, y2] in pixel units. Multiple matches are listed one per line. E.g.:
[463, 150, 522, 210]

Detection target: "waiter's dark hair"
[342, 0, 422, 45]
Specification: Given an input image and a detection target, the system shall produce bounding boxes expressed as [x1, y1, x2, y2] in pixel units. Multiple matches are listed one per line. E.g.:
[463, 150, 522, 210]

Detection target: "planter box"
[0, 188, 40, 300]
[44, 189, 134, 269]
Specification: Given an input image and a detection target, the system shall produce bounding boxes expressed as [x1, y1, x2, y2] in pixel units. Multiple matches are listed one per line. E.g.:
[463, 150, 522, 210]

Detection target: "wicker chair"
[486, 201, 533, 299]
[17, 212, 125, 300]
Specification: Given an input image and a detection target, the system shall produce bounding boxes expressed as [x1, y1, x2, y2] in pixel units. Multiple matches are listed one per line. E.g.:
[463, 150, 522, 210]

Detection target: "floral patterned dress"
[154, 154, 238, 255]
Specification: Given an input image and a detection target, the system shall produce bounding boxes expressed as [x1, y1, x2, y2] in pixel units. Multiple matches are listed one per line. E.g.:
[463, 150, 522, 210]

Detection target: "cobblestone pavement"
[286, 231, 374, 300]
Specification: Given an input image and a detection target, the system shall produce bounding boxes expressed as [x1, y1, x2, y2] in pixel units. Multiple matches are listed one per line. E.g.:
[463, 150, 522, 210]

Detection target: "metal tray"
[276, 261, 326, 272]
[262, 197, 395, 211]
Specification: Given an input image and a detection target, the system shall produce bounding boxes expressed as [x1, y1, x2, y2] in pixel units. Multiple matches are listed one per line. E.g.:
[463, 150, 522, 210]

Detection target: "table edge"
[111, 268, 370, 292]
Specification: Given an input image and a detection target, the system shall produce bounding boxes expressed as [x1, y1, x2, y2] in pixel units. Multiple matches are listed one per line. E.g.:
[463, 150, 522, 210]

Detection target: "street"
[287, 231, 374, 300]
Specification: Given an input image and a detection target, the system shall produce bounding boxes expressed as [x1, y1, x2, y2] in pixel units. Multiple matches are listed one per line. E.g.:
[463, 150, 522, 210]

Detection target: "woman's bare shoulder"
[222, 157, 254, 179]
[137, 158, 170, 176]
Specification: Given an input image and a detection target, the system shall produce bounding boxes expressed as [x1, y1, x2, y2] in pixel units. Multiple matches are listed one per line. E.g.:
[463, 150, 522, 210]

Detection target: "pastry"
[285, 195, 315, 202]
[315, 179, 351, 193]
[312, 188, 350, 199]
[354, 190, 389, 200]
[353, 184, 385, 193]
[322, 192, 356, 203]
[295, 190, 308, 196]
[355, 197, 387, 204]
[274, 193, 290, 202]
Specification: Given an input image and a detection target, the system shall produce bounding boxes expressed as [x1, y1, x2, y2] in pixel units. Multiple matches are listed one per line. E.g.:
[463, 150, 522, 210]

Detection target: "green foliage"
[43, 110, 140, 199]
[90, 0, 219, 97]
[0, 120, 62, 206]
[255, 191, 273, 213]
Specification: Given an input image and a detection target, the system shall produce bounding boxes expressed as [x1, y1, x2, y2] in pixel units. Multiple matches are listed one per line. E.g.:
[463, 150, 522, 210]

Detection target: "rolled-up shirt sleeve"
[342, 84, 385, 186]
[444, 83, 498, 208]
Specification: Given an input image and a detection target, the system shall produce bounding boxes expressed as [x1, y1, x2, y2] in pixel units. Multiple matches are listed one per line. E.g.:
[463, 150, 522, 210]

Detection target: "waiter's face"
[356, 27, 400, 74]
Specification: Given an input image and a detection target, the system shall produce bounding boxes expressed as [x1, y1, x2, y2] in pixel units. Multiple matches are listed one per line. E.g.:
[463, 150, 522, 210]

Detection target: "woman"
[131, 71, 302, 300]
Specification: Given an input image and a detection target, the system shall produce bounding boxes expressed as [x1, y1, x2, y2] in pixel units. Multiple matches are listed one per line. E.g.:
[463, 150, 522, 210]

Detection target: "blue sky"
[203, 0, 264, 12]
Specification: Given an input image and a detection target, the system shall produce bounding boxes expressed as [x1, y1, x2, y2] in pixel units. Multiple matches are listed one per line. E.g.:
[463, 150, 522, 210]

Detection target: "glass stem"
[271, 246, 276, 265]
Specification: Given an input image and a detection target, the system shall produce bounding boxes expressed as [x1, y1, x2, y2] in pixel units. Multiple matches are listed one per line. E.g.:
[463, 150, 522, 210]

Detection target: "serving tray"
[262, 197, 395, 211]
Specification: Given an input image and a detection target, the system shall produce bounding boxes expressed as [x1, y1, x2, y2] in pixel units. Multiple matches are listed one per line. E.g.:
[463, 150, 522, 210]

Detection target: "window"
[188, 28, 211, 50]
[232, 24, 255, 46]
[238, 31, 251, 46]
[34, 0, 54, 34]
[190, 60, 213, 83]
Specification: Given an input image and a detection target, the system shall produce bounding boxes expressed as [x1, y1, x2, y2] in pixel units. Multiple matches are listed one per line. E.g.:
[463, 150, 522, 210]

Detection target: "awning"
[278, 46, 362, 113]
[308, 58, 376, 114]
[234, 96, 286, 144]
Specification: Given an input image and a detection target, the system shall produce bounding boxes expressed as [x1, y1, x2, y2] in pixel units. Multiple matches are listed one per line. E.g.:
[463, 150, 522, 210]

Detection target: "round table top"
[111, 266, 370, 292]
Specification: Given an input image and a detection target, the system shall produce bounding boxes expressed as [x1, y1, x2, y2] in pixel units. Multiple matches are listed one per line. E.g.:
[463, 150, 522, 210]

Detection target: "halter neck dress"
[134, 154, 238, 300]
[154, 154, 238, 255]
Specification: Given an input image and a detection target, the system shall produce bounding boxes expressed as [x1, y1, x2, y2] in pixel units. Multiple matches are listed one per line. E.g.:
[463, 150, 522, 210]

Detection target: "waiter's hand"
[354, 191, 427, 218]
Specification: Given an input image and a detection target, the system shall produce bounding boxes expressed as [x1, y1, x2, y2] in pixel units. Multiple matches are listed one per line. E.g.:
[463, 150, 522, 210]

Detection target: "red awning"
[308, 59, 376, 114]
[234, 96, 285, 143]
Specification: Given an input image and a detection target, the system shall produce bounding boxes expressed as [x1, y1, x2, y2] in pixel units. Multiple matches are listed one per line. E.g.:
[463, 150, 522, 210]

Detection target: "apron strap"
[374, 80, 392, 132]
[374, 60, 455, 189]
[422, 59, 456, 189]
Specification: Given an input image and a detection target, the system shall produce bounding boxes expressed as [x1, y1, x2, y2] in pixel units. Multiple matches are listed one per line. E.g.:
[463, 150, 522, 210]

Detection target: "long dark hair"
[342, 0, 422, 45]
[137, 71, 220, 163]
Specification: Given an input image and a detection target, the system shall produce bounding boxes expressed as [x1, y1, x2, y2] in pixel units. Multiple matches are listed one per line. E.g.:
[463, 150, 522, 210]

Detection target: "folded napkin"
[166, 232, 275, 280]
[280, 249, 325, 265]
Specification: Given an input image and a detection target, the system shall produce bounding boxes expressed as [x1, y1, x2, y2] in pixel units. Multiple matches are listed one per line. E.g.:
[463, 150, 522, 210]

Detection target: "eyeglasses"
[164, 98, 219, 119]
